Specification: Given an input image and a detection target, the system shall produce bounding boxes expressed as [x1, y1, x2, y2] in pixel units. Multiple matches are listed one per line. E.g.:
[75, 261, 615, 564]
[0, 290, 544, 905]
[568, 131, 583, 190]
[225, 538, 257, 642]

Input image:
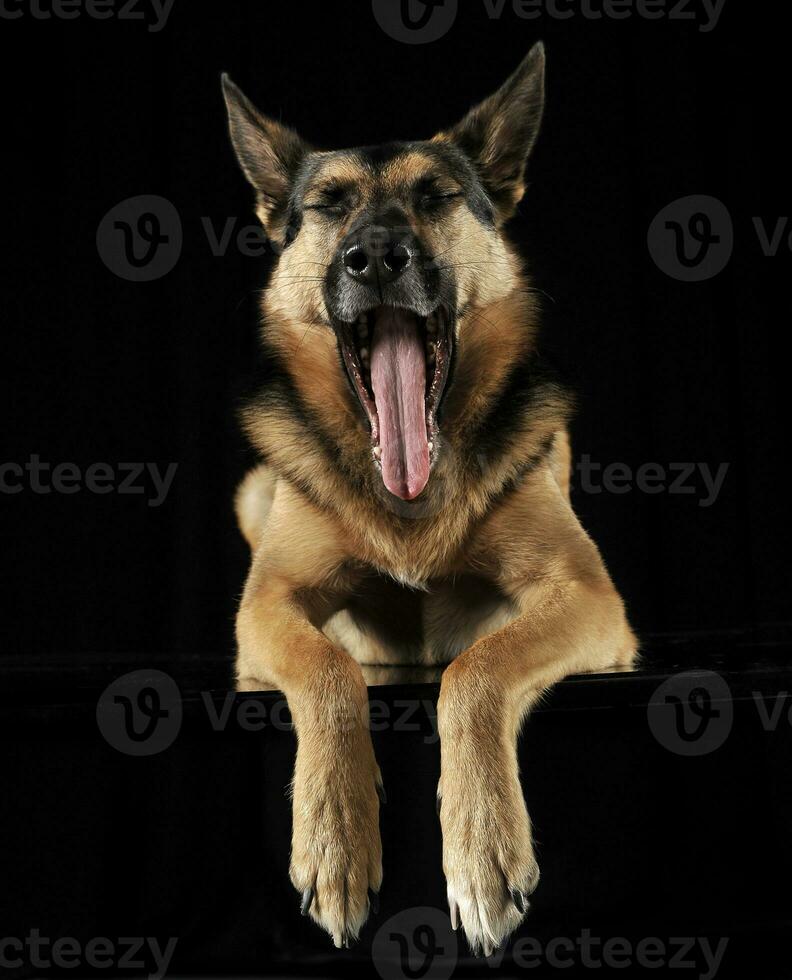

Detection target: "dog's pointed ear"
[435, 42, 545, 222]
[221, 73, 311, 237]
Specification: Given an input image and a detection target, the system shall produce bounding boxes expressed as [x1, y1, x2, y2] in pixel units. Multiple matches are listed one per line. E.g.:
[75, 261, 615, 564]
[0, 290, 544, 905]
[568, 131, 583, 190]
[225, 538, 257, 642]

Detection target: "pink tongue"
[370, 308, 430, 500]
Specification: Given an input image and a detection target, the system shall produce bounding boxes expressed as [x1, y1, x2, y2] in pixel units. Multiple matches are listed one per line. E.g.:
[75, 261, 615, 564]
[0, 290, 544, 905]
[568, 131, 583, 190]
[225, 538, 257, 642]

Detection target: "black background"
[3, 5, 792, 979]
[2, 0, 790, 662]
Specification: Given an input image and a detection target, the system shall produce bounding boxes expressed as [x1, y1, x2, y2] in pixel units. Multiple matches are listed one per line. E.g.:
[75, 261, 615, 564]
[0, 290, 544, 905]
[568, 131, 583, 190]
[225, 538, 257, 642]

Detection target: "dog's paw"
[438, 770, 539, 956]
[290, 736, 383, 947]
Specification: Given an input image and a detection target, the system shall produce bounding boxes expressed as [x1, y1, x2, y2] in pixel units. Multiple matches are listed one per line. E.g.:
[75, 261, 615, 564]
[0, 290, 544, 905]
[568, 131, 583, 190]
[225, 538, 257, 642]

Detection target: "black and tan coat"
[222, 43, 636, 956]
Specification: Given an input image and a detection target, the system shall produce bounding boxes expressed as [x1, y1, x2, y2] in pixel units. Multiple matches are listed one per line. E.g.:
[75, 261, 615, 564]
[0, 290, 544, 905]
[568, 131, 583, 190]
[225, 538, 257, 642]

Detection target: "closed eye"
[304, 201, 350, 223]
[415, 179, 464, 209]
[304, 185, 353, 216]
[418, 191, 464, 214]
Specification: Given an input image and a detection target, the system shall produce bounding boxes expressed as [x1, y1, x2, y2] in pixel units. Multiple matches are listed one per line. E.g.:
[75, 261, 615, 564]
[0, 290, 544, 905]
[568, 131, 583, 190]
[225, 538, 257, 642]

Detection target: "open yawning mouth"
[336, 305, 454, 501]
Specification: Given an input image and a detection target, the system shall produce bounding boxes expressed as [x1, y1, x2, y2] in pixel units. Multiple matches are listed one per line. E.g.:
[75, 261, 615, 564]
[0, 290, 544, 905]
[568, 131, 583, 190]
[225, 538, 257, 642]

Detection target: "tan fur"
[234, 463, 277, 549]
[236, 454, 635, 949]
[224, 47, 636, 954]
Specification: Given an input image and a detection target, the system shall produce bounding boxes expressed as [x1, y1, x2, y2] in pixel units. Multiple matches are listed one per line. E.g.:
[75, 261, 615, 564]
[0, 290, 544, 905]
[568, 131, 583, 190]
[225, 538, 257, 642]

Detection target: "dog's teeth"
[360, 347, 370, 367]
[373, 446, 382, 459]
[428, 441, 434, 452]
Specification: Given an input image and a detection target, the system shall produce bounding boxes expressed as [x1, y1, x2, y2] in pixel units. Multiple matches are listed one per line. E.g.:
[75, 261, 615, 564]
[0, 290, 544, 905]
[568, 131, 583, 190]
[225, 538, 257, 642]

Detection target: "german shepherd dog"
[222, 43, 636, 956]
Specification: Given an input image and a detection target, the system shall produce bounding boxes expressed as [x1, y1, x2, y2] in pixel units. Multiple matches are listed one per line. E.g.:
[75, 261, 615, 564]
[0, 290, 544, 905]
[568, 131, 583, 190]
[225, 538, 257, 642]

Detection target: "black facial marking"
[356, 141, 496, 226]
[286, 141, 495, 240]
[409, 142, 496, 226]
[242, 339, 363, 493]
[282, 203, 303, 248]
[485, 435, 556, 510]
[355, 141, 413, 169]
[281, 154, 330, 248]
[470, 352, 574, 464]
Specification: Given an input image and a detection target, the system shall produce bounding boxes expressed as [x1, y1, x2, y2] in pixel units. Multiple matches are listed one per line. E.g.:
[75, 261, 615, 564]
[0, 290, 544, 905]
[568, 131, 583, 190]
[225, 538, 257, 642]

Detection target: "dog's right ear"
[221, 74, 311, 238]
[434, 43, 546, 223]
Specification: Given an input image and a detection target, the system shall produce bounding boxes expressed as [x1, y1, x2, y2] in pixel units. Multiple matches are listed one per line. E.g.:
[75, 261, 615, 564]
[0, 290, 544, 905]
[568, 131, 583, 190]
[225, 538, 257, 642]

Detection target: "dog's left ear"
[436, 42, 545, 222]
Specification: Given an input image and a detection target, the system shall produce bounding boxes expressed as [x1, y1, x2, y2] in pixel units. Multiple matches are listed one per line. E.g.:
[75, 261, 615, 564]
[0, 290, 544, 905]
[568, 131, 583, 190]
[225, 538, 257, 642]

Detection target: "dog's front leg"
[236, 490, 382, 948]
[437, 480, 636, 955]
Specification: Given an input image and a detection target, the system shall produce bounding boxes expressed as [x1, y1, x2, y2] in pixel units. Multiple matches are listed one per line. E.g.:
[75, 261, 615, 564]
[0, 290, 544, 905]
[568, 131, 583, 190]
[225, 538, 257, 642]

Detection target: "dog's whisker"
[520, 286, 557, 305]
[293, 321, 321, 352]
[429, 232, 489, 263]
[434, 261, 513, 273]
[271, 276, 327, 284]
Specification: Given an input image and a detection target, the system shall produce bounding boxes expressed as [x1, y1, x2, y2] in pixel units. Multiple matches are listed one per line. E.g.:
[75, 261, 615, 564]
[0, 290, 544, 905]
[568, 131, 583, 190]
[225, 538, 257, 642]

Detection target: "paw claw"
[510, 887, 529, 915]
[440, 771, 538, 955]
[377, 783, 387, 805]
[291, 743, 382, 948]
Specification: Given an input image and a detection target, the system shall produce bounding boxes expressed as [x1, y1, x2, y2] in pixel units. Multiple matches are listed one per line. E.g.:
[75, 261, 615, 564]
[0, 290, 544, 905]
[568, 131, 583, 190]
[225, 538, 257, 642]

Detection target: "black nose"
[342, 226, 414, 286]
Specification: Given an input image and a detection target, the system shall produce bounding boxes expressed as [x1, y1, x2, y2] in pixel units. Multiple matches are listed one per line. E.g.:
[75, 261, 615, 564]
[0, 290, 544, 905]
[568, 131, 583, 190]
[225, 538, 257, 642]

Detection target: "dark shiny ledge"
[1, 624, 790, 713]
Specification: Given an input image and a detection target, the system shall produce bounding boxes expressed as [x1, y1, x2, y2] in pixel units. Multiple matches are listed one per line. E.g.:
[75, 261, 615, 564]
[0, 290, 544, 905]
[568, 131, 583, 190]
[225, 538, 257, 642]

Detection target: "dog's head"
[223, 44, 545, 502]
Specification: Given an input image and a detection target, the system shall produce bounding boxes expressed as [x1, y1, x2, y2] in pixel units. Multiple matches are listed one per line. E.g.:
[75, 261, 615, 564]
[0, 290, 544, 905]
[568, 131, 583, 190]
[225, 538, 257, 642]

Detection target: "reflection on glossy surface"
[235, 665, 446, 692]
[2, 625, 791, 707]
[360, 664, 444, 687]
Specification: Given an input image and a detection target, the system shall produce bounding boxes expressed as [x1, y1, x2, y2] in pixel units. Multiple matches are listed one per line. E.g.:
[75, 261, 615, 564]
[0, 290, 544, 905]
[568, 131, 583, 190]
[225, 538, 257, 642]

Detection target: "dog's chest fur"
[323, 570, 518, 667]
